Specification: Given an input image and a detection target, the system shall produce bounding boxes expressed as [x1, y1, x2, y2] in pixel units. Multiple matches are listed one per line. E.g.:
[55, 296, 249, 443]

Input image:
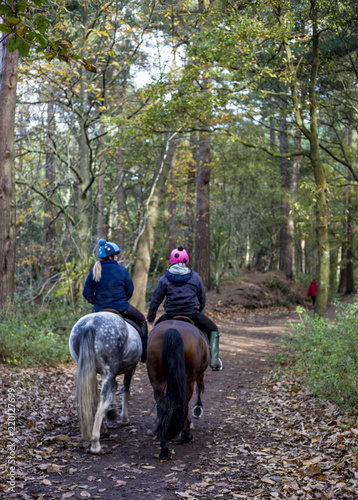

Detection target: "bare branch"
[16, 180, 76, 225]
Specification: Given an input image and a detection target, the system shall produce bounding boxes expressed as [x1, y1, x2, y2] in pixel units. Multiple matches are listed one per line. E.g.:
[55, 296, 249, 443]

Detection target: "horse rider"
[83, 238, 148, 363]
[147, 246, 224, 371]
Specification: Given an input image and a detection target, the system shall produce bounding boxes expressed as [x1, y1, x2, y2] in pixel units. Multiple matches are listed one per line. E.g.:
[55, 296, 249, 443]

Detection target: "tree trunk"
[301, 239, 306, 274]
[330, 246, 339, 295]
[184, 132, 197, 259]
[97, 123, 105, 241]
[130, 133, 177, 310]
[309, 9, 329, 316]
[344, 125, 355, 293]
[284, 5, 329, 314]
[268, 97, 277, 270]
[287, 126, 302, 278]
[245, 234, 251, 268]
[195, 129, 211, 289]
[338, 244, 347, 293]
[43, 101, 57, 282]
[345, 196, 355, 293]
[76, 117, 91, 260]
[0, 39, 18, 308]
[72, 0, 93, 298]
[116, 132, 125, 250]
[195, 0, 212, 288]
[278, 113, 290, 277]
[169, 146, 177, 250]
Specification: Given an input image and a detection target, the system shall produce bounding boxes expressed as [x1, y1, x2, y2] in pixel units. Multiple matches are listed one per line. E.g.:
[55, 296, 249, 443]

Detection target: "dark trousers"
[155, 312, 218, 339]
[122, 304, 145, 326]
[311, 296, 316, 306]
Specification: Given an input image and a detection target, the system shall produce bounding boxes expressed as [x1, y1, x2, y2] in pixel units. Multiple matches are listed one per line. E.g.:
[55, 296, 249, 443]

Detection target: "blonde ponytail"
[93, 260, 102, 282]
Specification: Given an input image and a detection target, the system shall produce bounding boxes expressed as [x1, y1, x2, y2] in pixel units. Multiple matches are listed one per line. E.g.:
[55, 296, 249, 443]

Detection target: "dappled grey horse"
[69, 312, 142, 453]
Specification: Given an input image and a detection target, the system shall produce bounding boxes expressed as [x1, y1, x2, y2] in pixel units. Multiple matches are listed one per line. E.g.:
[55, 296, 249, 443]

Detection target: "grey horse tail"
[76, 325, 98, 440]
[156, 328, 187, 442]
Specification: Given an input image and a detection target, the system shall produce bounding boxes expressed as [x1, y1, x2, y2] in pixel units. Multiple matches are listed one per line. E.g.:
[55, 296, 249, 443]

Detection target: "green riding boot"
[209, 331, 224, 371]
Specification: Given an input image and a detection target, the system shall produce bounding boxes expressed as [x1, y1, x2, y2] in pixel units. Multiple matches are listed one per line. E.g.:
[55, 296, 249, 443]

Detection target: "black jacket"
[147, 267, 206, 322]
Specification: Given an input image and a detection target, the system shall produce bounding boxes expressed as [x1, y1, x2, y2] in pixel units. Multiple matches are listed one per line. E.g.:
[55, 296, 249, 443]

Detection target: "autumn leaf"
[304, 464, 322, 476]
[81, 58, 97, 73]
[54, 434, 71, 441]
[55, 38, 72, 50]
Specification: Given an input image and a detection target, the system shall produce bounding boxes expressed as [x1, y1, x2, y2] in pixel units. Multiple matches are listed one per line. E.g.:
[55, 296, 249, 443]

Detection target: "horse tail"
[156, 328, 186, 442]
[76, 325, 98, 440]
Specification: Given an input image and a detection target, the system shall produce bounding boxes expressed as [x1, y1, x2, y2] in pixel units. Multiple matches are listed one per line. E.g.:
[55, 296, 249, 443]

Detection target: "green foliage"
[0, 0, 96, 69]
[275, 301, 358, 408]
[295, 272, 317, 287]
[9, 0, 358, 311]
[0, 303, 80, 367]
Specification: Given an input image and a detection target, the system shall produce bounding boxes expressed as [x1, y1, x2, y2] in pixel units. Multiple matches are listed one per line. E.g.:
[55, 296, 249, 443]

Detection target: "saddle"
[172, 315, 195, 325]
[172, 316, 209, 344]
[101, 308, 123, 316]
[100, 308, 141, 336]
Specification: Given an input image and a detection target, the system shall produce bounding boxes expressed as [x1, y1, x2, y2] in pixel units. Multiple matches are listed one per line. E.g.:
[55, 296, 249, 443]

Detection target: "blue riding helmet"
[98, 238, 123, 258]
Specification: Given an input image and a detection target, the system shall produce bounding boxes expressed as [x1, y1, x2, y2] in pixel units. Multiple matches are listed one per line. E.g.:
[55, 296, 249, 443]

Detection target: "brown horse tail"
[156, 328, 187, 442]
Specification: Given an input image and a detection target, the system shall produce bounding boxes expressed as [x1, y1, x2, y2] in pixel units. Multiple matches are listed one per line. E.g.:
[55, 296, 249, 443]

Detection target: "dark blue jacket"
[147, 268, 206, 322]
[83, 260, 134, 313]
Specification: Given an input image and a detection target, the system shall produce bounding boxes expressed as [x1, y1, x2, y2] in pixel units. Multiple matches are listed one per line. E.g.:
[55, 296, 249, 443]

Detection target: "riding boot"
[140, 321, 148, 363]
[209, 331, 224, 371]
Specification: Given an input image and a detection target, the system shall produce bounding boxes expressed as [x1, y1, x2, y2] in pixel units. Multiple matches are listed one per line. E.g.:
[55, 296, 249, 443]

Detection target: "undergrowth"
[275, 299, 358, 408]
[264, 278, 305, 306]
[0, 302, 89, 367]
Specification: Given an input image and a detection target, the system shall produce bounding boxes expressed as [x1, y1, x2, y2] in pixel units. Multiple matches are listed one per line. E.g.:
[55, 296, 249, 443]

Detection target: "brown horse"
[146, 318, 210, 460]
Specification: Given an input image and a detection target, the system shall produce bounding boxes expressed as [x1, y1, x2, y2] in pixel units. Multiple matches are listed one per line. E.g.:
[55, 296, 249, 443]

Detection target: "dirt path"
[1, 303, 357, 499]
[0, 308, 293, 499]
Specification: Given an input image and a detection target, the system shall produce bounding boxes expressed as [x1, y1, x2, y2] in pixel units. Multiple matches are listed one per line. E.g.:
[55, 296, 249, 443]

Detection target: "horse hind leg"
[192, 373, 205, 419]
[181, 423, 193, 443]
[120, 370, 134, 426]
[181, 406, 193, 444]
[159, 438, 172, 460]
[90, 376, 117, 454]
[106, 391, 117, 420]
[156, 394, 172, 460]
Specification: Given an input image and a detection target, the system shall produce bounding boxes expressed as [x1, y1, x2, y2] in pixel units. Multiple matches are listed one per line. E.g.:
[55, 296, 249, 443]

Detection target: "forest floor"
[1, 270, 358, 500]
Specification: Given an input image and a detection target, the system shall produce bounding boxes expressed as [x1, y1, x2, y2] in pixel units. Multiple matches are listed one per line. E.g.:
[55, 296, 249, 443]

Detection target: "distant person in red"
[307, 279, 318, 306]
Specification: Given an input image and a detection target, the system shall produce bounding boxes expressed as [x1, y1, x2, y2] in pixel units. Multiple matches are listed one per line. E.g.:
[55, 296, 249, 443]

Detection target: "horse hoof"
[106, 409, 117, 420]
[90, 443, 101, 454]
[182, 432, 193, 444]
[121, 418, 131, 427]
[159, 448, 171, 460]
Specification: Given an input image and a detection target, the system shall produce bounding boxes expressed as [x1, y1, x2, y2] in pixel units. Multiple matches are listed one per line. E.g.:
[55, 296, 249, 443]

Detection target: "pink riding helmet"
[170, 246, 189, 265]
